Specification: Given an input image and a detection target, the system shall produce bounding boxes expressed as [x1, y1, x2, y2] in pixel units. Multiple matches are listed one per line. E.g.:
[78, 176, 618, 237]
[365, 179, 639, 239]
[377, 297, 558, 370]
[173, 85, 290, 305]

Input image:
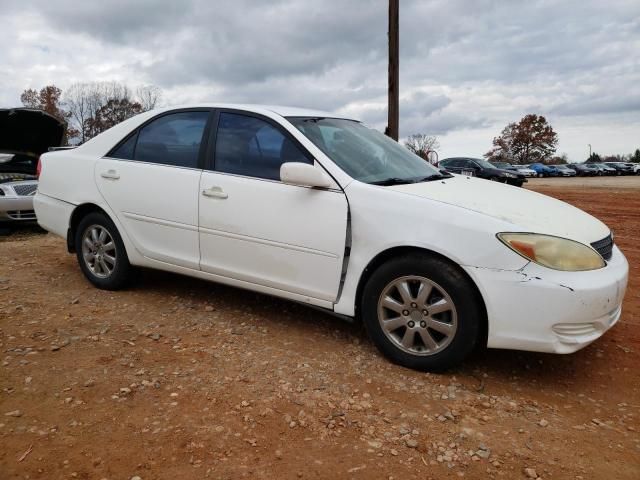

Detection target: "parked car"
[593, 163, 617, 175]
[439, 157, 526, 187]
[605, 162, 635, 175]
[625, 163, 640, 174]
[0, 108, 65, 223]
[34, 104, 628, 371]
[490, 162, 536, 177]
[528, 163, 557, 177]
[552, 165, 577, 177]
[567, 163, 596, 177]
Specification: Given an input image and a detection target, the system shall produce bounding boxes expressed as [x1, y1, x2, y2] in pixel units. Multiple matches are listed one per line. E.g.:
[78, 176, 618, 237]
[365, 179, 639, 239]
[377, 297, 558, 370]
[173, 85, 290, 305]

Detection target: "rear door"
[95, 109, 211, 270]
[198, 110, 348, 304]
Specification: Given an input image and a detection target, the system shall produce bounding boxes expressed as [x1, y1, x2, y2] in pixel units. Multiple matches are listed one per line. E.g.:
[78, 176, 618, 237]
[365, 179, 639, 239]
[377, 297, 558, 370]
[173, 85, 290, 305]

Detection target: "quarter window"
[214, 113, 311, 181]
[110, 111, 209, 168]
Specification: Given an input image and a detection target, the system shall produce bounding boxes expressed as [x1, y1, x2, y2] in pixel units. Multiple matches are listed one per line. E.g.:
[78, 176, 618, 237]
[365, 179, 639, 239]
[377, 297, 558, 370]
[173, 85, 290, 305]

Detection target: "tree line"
[19, 82, 162, 145]
[405, 113, 639, 165]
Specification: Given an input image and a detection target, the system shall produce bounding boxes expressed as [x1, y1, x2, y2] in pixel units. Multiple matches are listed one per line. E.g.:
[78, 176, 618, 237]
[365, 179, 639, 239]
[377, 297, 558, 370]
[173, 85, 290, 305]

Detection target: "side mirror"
[280, 162, 333, 189]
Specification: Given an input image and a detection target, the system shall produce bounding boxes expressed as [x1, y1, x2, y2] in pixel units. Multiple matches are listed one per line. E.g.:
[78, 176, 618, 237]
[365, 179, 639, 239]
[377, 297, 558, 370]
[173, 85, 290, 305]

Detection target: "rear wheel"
[361, 254, 482, 371]
[74, 212, 131, 290]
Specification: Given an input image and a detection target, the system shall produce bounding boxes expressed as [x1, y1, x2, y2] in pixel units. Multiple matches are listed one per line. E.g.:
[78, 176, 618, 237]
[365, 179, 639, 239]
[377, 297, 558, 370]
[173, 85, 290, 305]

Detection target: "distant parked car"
[594, 163, 617, 176]
[626, 163, 640, 174]
[440, 157, 526, 186]
[528, 163, 557, 177]
[553, 165, 577, 177]
[0, 108, 65, 223]
[567, 163, 596, 177]
[490, 162, 537, 177]
[604, 162, 634, 175]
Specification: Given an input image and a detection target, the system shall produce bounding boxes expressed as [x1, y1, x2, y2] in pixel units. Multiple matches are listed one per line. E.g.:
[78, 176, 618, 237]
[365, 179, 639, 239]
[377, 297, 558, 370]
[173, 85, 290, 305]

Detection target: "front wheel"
[75, 212, 131, 290]
[361, 254, 483, 371]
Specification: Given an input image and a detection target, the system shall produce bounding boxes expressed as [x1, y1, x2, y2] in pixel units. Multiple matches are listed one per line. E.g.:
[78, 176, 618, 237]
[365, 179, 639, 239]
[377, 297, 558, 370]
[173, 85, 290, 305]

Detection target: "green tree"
[485, 114, 558, 164]
[633, 148, 640, 163]
[586, 153, 602, 163]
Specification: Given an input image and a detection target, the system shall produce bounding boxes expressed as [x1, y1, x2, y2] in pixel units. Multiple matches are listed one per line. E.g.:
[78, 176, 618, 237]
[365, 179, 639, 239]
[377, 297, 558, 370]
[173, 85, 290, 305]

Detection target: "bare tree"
[136, 85, 162, 112]
[64, 81, 162, 143]
[404, 133, 440, 160]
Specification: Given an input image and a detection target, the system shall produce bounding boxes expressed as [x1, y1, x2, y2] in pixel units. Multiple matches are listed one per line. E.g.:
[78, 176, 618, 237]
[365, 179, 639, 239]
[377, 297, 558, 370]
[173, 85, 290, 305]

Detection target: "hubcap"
[81, 224, 116, 278]
[377, 275, 458, 356]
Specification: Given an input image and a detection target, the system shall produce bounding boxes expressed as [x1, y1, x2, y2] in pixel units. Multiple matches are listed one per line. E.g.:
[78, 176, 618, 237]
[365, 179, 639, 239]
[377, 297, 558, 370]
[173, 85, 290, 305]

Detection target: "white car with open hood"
[34, 104, 629, 371]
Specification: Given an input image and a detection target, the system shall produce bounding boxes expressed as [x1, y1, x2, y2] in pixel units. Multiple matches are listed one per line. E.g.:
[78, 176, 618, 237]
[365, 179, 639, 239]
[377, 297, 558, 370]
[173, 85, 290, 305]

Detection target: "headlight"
[497, 233, 605, 271]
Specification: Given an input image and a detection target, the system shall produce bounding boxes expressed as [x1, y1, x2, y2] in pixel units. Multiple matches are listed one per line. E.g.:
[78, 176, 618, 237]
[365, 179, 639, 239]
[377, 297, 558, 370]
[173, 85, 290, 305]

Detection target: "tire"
[361, 254, 483, 371]
[74, 212, 131, 290]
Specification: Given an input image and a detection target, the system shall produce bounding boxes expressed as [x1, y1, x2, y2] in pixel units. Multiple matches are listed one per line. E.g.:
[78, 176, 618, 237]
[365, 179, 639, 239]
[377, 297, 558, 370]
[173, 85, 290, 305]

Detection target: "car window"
[116, 111, 209, 168]
[110, 133, 137, 160]
[214, 112, 311, 181]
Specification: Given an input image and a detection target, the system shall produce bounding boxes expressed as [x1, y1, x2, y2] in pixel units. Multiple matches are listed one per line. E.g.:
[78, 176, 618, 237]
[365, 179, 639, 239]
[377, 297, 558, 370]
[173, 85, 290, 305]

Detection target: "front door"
[198, 111, 348, 303]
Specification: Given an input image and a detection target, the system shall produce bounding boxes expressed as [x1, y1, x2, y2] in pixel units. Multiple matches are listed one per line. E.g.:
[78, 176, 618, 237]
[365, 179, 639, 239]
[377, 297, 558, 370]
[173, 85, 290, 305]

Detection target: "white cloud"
[1, 0, 638, 160]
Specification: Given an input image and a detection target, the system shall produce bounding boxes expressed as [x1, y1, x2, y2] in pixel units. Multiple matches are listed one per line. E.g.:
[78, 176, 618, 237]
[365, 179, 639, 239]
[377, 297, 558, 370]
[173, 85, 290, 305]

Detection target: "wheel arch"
[354, 246, 488, 347]
[67, 203, 113, 253]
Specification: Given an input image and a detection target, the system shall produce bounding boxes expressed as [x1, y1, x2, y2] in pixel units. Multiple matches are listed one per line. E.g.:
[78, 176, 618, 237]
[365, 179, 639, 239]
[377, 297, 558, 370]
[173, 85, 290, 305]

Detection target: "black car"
[567, 163, 597, 176]
[604, 162, 634, 175]
[439, 157, 527, 187]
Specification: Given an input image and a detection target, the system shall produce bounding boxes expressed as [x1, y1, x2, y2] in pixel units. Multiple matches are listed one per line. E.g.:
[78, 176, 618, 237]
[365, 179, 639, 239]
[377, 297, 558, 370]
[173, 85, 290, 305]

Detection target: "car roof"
[150, 103, 356, 120]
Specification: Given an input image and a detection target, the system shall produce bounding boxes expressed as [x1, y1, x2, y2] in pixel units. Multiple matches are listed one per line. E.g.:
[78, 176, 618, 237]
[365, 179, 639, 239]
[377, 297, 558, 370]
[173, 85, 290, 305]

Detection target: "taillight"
[36, 156, 42, 179]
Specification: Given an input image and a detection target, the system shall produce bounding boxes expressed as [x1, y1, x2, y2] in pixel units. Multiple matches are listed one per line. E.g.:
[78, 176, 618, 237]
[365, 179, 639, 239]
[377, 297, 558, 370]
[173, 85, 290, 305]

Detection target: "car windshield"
[470, 158, 496, 169]
[491, 162, 511, 168]
[287, 117, 442, 184]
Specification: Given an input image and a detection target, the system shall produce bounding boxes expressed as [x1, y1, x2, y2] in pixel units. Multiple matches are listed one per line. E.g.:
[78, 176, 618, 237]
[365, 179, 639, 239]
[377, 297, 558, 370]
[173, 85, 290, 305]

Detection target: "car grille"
[7, 210, 37, 220]
[591, 234, 613, 260]
[12, 184, 38, 196]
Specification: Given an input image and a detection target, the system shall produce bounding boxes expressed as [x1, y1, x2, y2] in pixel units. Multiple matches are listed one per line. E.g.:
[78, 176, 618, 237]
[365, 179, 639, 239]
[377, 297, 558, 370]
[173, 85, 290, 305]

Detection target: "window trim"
[104, 108, 215, 170]
[205, 108, 315, 180]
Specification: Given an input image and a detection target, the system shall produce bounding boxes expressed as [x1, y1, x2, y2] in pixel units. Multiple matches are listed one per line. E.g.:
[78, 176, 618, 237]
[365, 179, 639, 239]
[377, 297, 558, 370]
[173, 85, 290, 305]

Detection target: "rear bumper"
[464, 246, 629, 353]
[0, 196, 36, 221]
[33, 192, 74, 238]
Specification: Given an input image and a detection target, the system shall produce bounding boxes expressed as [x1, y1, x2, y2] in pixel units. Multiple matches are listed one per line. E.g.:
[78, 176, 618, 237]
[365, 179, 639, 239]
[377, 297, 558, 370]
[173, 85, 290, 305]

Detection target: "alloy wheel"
[81, 224, 117, 278]
[377, 275, 458, 356]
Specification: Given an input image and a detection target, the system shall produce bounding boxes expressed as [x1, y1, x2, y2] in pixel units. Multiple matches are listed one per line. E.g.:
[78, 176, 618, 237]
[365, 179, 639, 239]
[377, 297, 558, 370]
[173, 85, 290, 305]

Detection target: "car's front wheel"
[74, 212, 131, 290]
[361, 254, 482, 371]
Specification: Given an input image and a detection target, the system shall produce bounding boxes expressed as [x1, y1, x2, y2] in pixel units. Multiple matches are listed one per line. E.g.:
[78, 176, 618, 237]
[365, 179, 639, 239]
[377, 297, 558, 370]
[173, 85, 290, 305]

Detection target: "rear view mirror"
[280, 162, 333, 189]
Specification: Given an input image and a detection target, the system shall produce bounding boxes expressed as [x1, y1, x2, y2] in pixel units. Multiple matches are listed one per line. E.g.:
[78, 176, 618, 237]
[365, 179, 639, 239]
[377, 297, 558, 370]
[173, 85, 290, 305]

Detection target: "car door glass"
[214, 112, 311, 181]
[133, 111, 209, 168]
[110, 133, 137, 160]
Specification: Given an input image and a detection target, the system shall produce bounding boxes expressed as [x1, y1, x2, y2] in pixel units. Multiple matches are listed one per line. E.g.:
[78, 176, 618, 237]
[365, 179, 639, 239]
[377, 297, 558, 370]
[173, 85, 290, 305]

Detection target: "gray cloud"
[1, 0, 639, 159]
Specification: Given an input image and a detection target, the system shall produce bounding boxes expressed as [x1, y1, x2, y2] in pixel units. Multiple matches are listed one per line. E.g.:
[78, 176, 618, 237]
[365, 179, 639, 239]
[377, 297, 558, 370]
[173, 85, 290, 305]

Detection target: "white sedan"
[34, 104, 629, 371]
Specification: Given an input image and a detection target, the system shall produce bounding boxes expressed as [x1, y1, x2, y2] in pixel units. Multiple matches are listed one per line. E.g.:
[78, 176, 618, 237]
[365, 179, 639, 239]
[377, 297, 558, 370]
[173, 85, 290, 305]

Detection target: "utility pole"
[387, 0, 399, 140]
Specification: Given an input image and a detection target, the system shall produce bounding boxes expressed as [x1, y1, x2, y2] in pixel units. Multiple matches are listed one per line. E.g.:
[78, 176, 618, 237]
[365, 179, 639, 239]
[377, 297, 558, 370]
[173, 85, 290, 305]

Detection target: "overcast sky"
[2, 0, 639, 160]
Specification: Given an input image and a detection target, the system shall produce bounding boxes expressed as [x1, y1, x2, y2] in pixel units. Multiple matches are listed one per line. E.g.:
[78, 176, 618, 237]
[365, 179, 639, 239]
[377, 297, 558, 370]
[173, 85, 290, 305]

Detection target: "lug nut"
[411, 302, 417, 308]
[420, 321, 427, 328]
[408, 321, 415, 328]
[422, 309, 428, 315]
[402, 310, 410, 316]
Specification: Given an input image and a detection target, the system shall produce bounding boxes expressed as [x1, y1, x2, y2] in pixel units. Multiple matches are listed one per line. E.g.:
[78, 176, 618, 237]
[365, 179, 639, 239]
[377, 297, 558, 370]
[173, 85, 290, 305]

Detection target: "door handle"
[202, 186, 228, 199]
[101, 170, 120, 180]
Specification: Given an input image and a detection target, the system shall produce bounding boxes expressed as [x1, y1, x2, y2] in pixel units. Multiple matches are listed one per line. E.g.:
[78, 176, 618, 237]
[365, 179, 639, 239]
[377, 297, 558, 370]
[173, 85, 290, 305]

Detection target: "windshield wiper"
[369, 177, 416, 186]
[412, 173, 452, 182]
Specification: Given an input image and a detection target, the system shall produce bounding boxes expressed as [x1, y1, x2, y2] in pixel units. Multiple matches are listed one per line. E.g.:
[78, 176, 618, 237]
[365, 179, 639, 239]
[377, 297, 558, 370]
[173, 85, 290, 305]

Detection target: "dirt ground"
[1, 180, 639, 480]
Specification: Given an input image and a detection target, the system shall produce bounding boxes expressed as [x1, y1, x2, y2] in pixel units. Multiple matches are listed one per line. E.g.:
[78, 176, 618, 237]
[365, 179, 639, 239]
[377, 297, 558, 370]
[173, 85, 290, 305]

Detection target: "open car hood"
[0, 108, 65, 158]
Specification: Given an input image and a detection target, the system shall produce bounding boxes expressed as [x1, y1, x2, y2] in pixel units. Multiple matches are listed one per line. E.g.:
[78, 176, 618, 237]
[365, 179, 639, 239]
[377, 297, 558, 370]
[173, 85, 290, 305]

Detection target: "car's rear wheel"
[361, 254, 482, 371]
[75, 212, 131, 290]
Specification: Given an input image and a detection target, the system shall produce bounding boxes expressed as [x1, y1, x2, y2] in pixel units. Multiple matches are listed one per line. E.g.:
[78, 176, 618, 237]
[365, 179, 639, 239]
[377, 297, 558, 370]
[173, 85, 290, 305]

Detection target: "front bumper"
[0, 196, 36, 221]
[464, 245, 629, 354]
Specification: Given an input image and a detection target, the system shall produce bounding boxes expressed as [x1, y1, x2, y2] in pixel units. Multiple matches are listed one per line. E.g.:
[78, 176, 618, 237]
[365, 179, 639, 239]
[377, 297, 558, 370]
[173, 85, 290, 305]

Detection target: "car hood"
[386, 175, 609, 244]
[0, 108, 66, 158]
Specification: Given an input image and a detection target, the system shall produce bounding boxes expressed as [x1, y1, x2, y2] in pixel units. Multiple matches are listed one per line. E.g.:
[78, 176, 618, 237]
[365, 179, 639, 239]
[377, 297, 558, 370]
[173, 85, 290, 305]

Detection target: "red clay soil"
[1, 182, 638, 479]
